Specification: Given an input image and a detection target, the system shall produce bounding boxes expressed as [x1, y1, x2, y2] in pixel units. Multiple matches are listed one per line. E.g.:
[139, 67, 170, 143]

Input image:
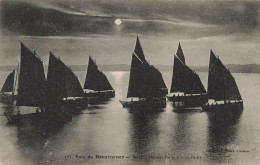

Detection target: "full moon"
[115, 19, 122, 25]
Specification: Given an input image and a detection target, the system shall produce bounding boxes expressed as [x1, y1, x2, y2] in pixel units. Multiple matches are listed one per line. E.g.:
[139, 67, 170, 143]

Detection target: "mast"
[16, 42, 46, 107]
[84, 56, 114, 91]
[13, 63, 19, 94]
[1, 70, 15, 92]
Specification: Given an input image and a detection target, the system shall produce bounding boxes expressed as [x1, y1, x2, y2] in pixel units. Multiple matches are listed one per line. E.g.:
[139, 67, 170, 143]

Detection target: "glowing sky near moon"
[115, 19, 122, 25]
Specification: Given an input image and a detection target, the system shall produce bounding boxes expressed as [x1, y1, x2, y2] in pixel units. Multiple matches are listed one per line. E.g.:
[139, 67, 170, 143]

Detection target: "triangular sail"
[84, 56, 113, 91]
[46, 52, 84, 104]
[207, 50, 242, 101]
[145, 64, 168, 97]
[127, 53, 145, 98]
[224, 69, 242, 100]
[16, 42, 46, 107]
[170, 55, 206, 94]
[134, 36, 146, 62]
[46, 52, 68, 105]
[127, 37, 168, 98]
[1, 70, 15, 92]
[176, 43, 186, 64]
[170, 55, 186, 93]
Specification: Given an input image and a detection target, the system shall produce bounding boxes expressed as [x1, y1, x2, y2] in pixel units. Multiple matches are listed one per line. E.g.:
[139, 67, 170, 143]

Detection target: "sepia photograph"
[0, 0, 259, 164]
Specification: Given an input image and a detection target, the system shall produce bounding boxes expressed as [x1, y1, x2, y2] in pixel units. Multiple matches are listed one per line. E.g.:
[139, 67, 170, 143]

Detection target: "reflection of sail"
[206, 111, 242, 163]
[129, 111, 161, 155]
[15, 121, 66, 164]
[170, 112, 207, 159]
[172, 114, 192, 152]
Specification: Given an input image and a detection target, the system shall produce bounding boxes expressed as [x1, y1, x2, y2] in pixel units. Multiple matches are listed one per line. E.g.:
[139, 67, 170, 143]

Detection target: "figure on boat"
[202, 50, 243, 112]
[119, 36, 168, 109]
[167, 43, 207, 110]
[83, 56, 115, 101]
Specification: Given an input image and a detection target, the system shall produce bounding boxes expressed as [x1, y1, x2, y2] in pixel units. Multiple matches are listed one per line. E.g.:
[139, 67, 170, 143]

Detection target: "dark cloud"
[0, 0, 259, 66]
[1, 1, 259, 37]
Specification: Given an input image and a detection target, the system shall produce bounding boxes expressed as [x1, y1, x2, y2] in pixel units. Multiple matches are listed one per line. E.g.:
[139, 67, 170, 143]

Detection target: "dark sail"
[176, 43, 186, 64]
[127, 53, 167, 98]
[127, 54, 145, 98]
[134, 36, 146, 62]
[170, 55, 206, 94]
[1, 70, 15, 92]
[170, 55, 186, 93]
[16, 42, 46, 107]
[207, 50, 242, 101]
[144, 64, 168, 97]
[84, 56, 114, 91]
[127, 37, 168, 98]
[46, 52, 68, 105]
[47, 52, 84, 103]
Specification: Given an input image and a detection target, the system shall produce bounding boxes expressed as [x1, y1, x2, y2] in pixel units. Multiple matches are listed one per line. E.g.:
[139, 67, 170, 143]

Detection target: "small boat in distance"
[0, 68, 18, 104]
[83, 56, 115, 99]
[119, 36, 168, 109]
[202, 50, 243, 112]
[167, 43, 207, 110]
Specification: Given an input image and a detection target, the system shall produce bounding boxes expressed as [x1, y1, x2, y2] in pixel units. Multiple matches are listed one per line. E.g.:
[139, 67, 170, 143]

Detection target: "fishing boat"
[0, 67, 18, 104]
[119, 36, 168, 109]
[202, 50, 243, 112]
[5, 42, 46, 124]
[167, 43, 207, 109]
[46, 52, 88, 111]
[83, 56, 115, 100]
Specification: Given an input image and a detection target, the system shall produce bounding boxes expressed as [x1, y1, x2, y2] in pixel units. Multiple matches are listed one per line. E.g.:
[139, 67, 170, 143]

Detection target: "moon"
[115, 19, 122, 25]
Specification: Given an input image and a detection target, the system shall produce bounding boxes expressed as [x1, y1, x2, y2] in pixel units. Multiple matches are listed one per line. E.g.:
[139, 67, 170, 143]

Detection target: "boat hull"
[168, 94, 208, 108]
[0, 93, 17, 105]
[62, 97, 88, 109]
[83, 90, 115, 98]
[119, 97, 166, 109]
[202, 101, 243, 112]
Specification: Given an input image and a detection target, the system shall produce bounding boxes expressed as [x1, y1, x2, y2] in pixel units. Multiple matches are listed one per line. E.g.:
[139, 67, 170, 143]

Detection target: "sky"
[0, 0, 260, 66]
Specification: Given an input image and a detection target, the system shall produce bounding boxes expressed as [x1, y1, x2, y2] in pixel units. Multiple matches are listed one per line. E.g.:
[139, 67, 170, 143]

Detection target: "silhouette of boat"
[202, 50, 243, 112]
[167, 43, 207, 110]
[120, 36, 168, 109]
[83, 56, 115, 102]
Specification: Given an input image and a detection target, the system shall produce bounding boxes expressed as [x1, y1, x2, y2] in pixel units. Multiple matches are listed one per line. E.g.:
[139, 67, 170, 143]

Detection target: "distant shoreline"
[0, 64, 259, 73]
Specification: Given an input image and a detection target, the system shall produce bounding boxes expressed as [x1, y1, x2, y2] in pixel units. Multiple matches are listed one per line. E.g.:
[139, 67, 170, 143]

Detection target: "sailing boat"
[0, 68, 18, 104]
[202, 50, 243, 111]
[5, 42, 46, 124]
[46, 52, 88, 110]
[83, 56, 115, 99]
[119, 36, 168, 109]
[167, 43, 207, 109]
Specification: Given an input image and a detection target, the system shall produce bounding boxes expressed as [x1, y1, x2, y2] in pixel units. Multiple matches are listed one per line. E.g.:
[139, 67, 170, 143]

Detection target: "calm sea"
[0, 71, 259, 165]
